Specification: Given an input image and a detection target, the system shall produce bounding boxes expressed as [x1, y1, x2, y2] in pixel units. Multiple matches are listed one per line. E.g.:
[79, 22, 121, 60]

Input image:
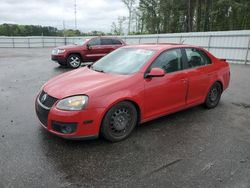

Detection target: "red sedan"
[36, 44, 230, 142]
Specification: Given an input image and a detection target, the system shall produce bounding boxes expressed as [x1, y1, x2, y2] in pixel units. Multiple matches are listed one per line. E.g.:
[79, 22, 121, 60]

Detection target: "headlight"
[52, 48, 58, 55]
[57, 49, 65, 54]
[56, 96, 88, 111]
[52, 49, 65, 55]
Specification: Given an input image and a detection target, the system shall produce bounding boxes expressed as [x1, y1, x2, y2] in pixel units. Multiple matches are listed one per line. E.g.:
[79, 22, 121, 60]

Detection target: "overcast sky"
[0, 0, 130, 32]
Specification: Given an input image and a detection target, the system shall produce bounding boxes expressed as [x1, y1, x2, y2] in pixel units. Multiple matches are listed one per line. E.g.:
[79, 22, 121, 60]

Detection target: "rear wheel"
[67, 54, 82, 68]
[204, 82, 222, 109]
[101, 101, 138, 142]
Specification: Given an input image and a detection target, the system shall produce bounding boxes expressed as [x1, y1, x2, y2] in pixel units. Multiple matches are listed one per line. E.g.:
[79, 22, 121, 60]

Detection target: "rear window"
[185, 48, 211, 68]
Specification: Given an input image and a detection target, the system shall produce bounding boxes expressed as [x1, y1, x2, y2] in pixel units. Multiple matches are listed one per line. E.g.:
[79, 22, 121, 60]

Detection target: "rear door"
[182, 48, 215, 105]
[144, 48, 188, 119]
[100, 38, 115, 55]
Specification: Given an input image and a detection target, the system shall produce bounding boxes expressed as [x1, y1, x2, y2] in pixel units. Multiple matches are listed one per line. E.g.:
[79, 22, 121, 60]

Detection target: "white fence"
[0, 30, 249, 64]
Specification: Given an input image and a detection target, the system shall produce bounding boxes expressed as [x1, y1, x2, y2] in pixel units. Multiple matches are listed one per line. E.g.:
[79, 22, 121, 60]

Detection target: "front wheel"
[204, 82, 222, 109]
[67, 54, 82, 68]
[101, 101, 138, 142]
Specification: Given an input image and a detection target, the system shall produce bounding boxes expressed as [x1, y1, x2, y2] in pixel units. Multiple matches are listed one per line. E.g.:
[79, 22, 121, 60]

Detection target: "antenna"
[74, 0, 77, 30]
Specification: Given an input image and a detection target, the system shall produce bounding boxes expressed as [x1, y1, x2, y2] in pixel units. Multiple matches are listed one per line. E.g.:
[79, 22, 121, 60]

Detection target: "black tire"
[204, 82, 222, 109]
[67, 54, 82, 68]
[101, 101, 138, 142]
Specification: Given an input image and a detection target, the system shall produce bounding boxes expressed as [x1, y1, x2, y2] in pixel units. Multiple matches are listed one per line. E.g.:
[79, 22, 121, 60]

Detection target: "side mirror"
[86, 44, 92, 50]
[145, 68, 165, 78]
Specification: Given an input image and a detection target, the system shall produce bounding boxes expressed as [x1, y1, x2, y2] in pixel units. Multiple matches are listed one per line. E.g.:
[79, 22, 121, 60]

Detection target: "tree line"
[0, 23, 106, 37]
[112, 0, 250, 35]
[1, 0, 249, 36]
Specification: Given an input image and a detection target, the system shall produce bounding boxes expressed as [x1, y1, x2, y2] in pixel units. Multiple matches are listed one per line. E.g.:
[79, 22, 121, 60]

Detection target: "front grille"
[36, 90, 58, 126]
[39, 90, 58, 108]
[36, 102, 49, 126]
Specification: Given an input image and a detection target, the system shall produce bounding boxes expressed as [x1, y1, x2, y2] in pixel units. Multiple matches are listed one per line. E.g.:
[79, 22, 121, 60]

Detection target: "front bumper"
[35, 95, 105, 139]
[51, 55, 67, 65]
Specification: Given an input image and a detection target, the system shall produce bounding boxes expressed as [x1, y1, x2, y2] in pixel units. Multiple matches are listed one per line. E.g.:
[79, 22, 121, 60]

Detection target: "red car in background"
[37, 44, 230, 142]
[51, 36, 126, 68]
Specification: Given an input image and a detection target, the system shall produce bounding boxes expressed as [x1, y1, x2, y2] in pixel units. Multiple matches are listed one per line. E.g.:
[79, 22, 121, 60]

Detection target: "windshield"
[74, 39, 89, 45]
[90, 48, 156, 75]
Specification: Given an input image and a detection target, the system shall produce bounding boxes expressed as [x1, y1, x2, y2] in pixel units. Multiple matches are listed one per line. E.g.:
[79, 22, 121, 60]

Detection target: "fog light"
[52, 121, 77, 134]
[61, 125, 73, 134]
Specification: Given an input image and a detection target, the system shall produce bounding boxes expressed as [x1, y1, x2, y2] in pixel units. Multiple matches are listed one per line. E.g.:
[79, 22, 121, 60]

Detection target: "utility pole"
[74, 0, 77, 30]
[63, 20, 66, 36]
[63, 20, 66, 45]
[188, 0, 191, 32]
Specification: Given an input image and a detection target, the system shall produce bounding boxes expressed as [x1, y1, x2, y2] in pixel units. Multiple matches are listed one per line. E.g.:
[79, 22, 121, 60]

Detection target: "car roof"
[92, 36, 125, 43]
[97, 36, 122, 40]
[123, 43, 201, 51]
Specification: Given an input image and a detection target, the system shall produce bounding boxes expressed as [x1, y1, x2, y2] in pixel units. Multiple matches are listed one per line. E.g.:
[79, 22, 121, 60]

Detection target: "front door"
[144, 48, 188, 119]
[85, 38, 105, 62]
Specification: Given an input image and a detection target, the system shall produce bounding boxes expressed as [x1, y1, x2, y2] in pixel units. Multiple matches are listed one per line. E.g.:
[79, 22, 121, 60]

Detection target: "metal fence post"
[208, 35, 212, 51]
[54, 38, 56, 47]
[245, 35, 250, 65]
[156, 35, 159, 44]
[42, 36, 44, 48]
[64, 36, 67, 45]
[139, 36, 141, 44]
[27, 38, 30, 48]
[12, 37, 15, 48]
[179, 35, 182, 43]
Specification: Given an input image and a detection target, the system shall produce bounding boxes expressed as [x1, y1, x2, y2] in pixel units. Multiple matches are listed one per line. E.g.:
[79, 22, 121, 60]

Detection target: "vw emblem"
[41, 93, 48, 103]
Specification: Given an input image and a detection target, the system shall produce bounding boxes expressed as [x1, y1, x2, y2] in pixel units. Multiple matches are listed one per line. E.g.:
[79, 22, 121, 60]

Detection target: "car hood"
[43, 67, 130, 99]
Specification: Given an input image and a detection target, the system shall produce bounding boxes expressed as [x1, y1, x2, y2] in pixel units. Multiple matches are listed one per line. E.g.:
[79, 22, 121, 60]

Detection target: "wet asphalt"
[0, 48, 250, 188]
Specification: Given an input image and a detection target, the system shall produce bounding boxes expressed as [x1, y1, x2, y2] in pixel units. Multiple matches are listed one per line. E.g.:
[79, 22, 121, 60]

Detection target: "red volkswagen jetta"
[36, 44, 230, 142]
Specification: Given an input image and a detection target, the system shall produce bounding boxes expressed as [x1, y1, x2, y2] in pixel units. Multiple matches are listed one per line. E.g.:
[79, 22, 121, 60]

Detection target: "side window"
[150, 49, 183, 74]
[112, 39, 122, 45]
[101, 38, 113, 45]
[185, 48, 211, 68]
[88, 38, 100, 46]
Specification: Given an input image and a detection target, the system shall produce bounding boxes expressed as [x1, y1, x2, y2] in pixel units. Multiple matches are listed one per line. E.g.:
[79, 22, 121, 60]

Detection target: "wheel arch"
[67, 52, 83, 61]
[123, 99, 141, 125]
[99, 98, 142, 133]
[203, 80, 224, 103]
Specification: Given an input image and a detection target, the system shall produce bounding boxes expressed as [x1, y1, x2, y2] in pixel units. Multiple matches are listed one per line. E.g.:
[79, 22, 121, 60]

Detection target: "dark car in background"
[51, 36, 126, 68]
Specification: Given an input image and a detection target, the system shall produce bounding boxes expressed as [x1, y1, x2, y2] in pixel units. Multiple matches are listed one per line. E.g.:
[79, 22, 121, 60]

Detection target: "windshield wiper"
[90, 66, 105, 73]
[94, 69, 105, 73]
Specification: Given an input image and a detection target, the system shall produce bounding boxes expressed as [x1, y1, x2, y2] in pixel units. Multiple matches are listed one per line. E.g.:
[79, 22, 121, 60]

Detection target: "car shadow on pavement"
[36, 105, 211, 186]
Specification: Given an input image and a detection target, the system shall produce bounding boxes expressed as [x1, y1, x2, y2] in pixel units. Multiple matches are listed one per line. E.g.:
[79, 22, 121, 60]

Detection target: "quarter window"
[150, 49, 183, 74]
[185, 48, 211, 68]
[112, 39, 122, 45]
